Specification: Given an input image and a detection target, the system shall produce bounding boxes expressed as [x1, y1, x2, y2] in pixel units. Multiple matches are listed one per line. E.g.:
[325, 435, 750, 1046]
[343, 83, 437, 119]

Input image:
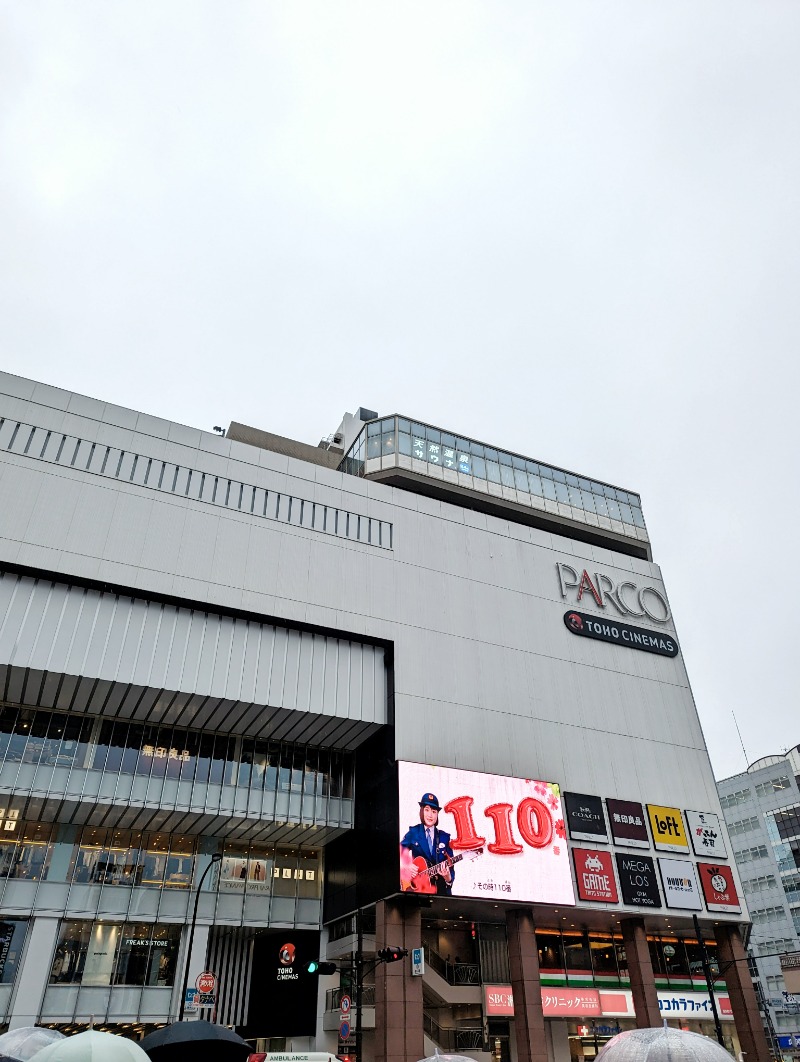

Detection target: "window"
[720, 789, 751, 809]
[218, 844, 320, 898]
[0, 821, 56, 881]
[50, 920, 181, 986]
[772, 806, 800, 842]
[757, 777, 792, 798]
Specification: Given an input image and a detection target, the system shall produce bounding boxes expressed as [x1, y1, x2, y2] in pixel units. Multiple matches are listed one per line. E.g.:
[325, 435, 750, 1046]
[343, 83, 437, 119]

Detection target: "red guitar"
[401, 847, 484, 893]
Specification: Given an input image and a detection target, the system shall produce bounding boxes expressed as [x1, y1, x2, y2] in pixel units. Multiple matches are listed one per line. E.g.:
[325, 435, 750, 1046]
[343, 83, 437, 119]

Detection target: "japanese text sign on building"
[647, 804, 688, 853]
[685, 810, 727, 859]
[606, 799, 650, 848]
[564, 793, 608, 844]
[573, 848, 618, 903]
[657, 858, 702, 911]
[697, 862, 740, 913]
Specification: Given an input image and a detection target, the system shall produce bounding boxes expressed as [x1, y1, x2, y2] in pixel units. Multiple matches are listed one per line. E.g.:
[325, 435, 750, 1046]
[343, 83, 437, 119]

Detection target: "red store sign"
[485, 986, 602, 1017]
[573, 848, 619, 903]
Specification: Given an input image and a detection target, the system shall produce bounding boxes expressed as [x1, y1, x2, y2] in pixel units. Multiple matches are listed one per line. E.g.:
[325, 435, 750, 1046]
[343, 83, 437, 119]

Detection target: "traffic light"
[377, 946, 408, 963]
[305, 959, 338, 975]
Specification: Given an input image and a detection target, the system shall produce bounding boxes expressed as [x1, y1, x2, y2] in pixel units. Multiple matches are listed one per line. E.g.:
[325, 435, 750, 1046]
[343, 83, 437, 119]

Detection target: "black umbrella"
[139, 1020, 251, 1062]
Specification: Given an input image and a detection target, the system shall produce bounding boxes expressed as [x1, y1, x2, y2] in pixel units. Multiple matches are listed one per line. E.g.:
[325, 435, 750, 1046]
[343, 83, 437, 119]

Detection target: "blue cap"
[419, 793, 441, 810]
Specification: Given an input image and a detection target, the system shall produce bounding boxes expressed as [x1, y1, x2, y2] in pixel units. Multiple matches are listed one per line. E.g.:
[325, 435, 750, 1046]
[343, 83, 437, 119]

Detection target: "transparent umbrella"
[595, 1025, 734, 1062]
[417, 1050, 477, 1062]
[30, 1031, 149, 1062]
[0, 1028, 64, 1062]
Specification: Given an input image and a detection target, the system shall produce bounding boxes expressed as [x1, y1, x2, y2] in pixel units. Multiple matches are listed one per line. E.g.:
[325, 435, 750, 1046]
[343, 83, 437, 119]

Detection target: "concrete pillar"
[620, 918, 660, 1027]
[549, 1020, 571, 1062]
[171, 923, 210, 1020]
[714, 924, 771, 1062]
[374, 899, 423, 1062]
[8, 915, 60, 1029]
[506, 908, 547, 1062]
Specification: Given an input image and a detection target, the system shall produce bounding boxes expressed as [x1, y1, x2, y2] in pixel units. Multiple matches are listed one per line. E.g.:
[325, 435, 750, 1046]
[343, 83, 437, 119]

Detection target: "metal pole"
[178, 853, 222, 1022]
[694, 914, 725, 1047]
[355, 908, 363, 1062]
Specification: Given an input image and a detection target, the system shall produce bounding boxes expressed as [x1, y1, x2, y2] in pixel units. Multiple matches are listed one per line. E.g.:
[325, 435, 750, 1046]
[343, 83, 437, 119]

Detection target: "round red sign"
[196, 972, 216, 995]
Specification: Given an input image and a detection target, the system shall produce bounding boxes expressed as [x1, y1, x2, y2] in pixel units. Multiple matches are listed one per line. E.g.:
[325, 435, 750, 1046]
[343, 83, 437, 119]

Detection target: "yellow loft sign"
[647, 804, 688, 853]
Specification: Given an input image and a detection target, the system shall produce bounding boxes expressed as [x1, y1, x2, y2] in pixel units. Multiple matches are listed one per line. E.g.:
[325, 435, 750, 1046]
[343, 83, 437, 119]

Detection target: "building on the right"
[717, 746, 800, 1057]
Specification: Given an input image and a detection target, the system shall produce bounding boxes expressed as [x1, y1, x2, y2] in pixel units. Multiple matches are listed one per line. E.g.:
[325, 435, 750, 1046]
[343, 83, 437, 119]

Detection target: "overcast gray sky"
[2, 2, 798, 781]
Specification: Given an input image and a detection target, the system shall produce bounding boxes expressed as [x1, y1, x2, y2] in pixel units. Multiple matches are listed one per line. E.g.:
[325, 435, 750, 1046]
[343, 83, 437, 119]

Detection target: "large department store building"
[0, 373, 770, 1062]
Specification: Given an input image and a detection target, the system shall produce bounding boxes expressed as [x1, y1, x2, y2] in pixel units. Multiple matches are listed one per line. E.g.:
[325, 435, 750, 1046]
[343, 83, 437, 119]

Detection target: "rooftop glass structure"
[340, 415, 650, 558]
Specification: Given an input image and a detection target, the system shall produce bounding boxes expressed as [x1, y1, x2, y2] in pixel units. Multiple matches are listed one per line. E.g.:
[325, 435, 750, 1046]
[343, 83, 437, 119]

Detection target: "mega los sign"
[556, 564, 671, 624]
[398, 762, 575, 905]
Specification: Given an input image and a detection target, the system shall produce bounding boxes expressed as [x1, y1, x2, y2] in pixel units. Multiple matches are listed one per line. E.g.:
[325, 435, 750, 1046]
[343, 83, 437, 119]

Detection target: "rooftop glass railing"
[340, 415, 648, 547]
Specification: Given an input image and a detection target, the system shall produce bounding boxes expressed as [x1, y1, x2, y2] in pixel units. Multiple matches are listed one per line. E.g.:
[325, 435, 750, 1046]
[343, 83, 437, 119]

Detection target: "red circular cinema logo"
[567, 612, 583, 632]
[279, 942, 296, 966]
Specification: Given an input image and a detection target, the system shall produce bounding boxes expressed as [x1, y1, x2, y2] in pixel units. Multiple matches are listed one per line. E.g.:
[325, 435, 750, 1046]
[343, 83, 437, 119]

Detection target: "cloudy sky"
[2, 3, 798, 780]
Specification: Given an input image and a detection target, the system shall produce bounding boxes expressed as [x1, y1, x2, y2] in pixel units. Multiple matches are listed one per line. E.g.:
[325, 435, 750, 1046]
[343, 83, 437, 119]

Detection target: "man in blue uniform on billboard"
[400, 793, 454, 896]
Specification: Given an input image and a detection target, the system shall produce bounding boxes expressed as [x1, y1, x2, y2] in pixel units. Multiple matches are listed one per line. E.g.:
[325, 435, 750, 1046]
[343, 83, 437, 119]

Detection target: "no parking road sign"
[339, 1020, 351, 1041]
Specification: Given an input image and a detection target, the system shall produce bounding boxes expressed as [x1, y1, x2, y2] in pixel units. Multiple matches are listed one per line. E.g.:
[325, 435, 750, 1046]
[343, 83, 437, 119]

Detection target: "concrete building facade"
[0, 371, 769, 1061]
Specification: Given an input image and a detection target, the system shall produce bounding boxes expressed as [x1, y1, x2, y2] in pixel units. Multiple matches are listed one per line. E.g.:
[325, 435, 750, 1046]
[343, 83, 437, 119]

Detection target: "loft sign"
[556, 563, 671, 624]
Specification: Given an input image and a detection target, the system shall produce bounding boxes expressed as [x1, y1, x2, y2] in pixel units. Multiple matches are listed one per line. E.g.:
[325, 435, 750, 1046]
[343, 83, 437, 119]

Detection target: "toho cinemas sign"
[556, 563, 671, 625]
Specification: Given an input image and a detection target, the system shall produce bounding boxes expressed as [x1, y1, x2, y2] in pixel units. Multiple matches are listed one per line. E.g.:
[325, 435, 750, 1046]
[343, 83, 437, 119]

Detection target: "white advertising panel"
[657, 857, 702, 910]
[685, 810, 727, 859]
[398, 761, 575, 905]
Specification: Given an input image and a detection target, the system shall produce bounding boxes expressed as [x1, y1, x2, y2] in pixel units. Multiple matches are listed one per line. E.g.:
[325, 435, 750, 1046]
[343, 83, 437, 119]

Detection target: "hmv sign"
[556, 563, 671, 625]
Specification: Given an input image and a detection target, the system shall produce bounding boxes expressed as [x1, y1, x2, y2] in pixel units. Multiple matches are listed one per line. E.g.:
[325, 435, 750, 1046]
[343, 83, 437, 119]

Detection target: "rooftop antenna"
[732, 711, 749, 769]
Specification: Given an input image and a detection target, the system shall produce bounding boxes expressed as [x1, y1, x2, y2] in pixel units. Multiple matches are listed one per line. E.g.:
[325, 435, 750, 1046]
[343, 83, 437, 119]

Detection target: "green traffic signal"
[305, 959, 337, 975]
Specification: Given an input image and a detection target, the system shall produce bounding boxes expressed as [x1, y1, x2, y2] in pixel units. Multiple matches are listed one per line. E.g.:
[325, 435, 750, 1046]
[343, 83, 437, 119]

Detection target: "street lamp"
[178, 852, 222, 1021]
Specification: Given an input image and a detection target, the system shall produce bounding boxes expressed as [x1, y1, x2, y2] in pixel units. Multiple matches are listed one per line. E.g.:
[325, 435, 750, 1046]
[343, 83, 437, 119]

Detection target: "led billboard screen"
[398, 761, 575, 905]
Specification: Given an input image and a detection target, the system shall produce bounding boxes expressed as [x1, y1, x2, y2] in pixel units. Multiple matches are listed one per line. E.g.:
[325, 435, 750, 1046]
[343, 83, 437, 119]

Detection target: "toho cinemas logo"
[556, 563, 671, 624]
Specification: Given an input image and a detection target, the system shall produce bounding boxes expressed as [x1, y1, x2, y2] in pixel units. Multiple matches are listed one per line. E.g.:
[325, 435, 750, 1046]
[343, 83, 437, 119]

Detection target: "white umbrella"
[595, 1025, 733, 1062]
[31, 1031, 149, 1062]
[417, 1051, 477, 1062]
[0, 1027, 64, 1061]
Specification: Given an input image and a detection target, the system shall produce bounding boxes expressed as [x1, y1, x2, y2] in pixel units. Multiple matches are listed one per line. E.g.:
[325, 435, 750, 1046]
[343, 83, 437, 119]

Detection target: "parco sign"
[556, 563, 671, 624]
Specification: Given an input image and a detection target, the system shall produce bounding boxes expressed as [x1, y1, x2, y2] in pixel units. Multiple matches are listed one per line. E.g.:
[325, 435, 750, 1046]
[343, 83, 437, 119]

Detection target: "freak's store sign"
[398, 762, 575, 905]
[615, 853, 662, 908]
[563, 611, 679, 658]
[685, 810, 727, 859]
[573, 848, 618, 903]
[697, 862, 741, 913]
[556, 564, 672, 624]
[564, 793, 608, 843]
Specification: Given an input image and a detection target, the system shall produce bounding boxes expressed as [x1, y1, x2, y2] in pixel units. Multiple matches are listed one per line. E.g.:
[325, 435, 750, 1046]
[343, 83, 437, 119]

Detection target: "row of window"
[1, 417, 392, 551]
[756, 777, 793, 798]
[0, 822, 321, 897]
[750, 906, 787, 925]
[727, 815, 760, 836]
[755, 937, 797, 956]
[342, 418, 646, 531]
[534, 928, 721, 986]
[743, 875, 778, 895]
[735, 844, 769, 863]
[719, 789, 751, 809]
[0, 706, 354, 798]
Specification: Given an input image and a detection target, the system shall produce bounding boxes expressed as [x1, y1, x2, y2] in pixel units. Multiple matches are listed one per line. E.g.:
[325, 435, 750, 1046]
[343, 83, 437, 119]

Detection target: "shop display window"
[218, 843, 320, 897]
[70, 829, 195, 888]
[50, 920, 180, 986]
[647, 935, 720, 985]
[0, 820, 55, 880]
